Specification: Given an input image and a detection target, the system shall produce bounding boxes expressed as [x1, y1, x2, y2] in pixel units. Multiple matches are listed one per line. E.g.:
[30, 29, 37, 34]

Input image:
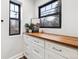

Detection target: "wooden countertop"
[25, 32, 78, 48]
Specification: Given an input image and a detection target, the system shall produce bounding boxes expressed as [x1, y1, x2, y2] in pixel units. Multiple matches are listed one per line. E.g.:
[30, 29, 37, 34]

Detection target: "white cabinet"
[31, 37, 44, 48]
[23, 34, 33, 59]
[23, 34, 78, 59]
[31, 52, 43, 59]
[45, 41, 78, 59]
[23, 34, 45, 59]
[24, 47, 31, 59]
[45, 49, 67, 59]
[23, 34, 32, 47]
[31, 37, 44, 59]
[31, 44, 44, 59]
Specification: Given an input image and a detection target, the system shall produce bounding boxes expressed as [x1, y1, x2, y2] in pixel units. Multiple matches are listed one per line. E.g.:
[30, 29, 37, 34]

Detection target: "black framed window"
[39, 0, 61, 28]
[9, 1, 21, 35]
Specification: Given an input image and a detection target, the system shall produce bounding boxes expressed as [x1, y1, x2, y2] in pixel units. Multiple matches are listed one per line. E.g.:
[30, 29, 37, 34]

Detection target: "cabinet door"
[45, 41, 78, 59]
[23, 34, 33, 47]
[31, 44, 44, 58]
[31, 37, 44, 48]
[23, 34, 32, 59]
[31, 53, 43, 59]
[45, 49, 68, 59]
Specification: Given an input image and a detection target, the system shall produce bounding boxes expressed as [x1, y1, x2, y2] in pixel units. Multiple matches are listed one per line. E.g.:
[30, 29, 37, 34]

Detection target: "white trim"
[9, 52, 24, 59]
[11, 0, 22, 5]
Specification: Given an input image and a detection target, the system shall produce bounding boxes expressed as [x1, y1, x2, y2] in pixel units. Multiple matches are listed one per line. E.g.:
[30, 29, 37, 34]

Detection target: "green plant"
[25, 23, 29, 27]
[29, 23, 35, 29]
[25, 23, 35, 29]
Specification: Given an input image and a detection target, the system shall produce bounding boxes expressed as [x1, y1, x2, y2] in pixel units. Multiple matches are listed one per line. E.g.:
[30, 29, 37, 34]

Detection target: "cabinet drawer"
[24, 51, 30, 59]
[24, 46, 31, 52]
[24, 47, 31, 59]
[31, 44, 44, 58]
[45, 49, 68, 59]
[45, 41, 78, 59]
[23, 35, 33, 41]
[32, 37, 44, 47]
[24, 39, 31, 46]
[23, 34, 30, 39]
[31, 53, 43, 59]
[23, 35, 32, 46]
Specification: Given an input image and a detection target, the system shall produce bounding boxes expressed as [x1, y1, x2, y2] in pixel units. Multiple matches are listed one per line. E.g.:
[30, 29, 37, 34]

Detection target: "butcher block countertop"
[25, 32, 78, 48]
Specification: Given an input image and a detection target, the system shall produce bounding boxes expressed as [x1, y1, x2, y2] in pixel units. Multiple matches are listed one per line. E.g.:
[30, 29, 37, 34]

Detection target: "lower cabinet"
[45, 41, 78, 59]
[31, 53, 43, 59]
[31, 38, 44, 59]
[23, 34, 44, 59]
[24, 47, 31, 59]
[45, 49, 67, 59]
[31, 45, 44, 59]
[31, 45, 44, 58]
[23, 34, 78, 59]
[23, 35, 32, 59]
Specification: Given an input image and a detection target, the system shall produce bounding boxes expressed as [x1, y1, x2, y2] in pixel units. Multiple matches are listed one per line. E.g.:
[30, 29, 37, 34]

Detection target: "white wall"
[21, 0, 35, 33]
[1, 0, 35, 59]
[35, 0, 78, 37]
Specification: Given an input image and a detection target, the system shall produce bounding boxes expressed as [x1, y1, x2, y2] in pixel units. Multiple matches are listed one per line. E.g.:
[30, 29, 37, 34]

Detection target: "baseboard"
[9, 52, 24, 59]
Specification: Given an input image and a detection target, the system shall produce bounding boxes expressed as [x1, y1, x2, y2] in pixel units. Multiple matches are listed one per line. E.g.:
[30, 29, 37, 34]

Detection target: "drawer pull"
[34, 49, 39, 54]
[52, 47, 62, 52]
[34, 40, 39, 43]
[61, 55, 68, 59]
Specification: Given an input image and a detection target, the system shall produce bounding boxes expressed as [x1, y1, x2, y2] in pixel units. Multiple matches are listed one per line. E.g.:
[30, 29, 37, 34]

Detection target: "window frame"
[38, 0, 61, 28]
[9, 1, 21, 35]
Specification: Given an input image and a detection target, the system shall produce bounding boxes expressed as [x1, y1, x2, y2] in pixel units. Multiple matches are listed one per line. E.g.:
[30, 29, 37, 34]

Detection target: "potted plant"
[24, 23, 29, 32]
[29, 23, 35, 32]
[25, 23, 35, 33]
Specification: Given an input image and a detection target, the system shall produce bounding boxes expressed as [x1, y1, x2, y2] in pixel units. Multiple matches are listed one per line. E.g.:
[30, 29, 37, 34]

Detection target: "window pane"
[15, 5, 19, 12]
[15, 13, 19, 18]
[41, 9, 55, 16]
[41, 7, 46, 12]
[46, 9, 55, 14]
[10, 3, 14, 11]
[40, 15, 59, 27]
[45, 15, 59, 27]
[10, 11, 19, 18]
[41, 13, 45, 16]
[10, 19, 19, 34]
[52, 1, 59, 8]
[46, 4, 52, 10]
[41, 12, 46, 16]
[10, 11, 16, 18]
